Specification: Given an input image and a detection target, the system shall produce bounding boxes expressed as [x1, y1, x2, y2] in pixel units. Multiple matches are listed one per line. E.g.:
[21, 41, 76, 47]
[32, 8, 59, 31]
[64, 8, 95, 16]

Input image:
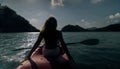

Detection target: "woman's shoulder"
[56, 30, 62, 34]
[56, 30, 63, 36]
[40, 31, 45, 36]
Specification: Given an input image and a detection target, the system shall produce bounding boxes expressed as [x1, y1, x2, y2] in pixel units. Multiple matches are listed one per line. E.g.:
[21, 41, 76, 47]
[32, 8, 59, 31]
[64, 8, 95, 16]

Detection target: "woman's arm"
[27, 32, 43, 58]
[59, 31, 72, 59]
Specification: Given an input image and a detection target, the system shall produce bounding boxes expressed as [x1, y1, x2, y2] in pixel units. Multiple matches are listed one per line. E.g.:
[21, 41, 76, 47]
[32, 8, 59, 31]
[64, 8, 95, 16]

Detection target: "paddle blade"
[80, 39, 99, 45]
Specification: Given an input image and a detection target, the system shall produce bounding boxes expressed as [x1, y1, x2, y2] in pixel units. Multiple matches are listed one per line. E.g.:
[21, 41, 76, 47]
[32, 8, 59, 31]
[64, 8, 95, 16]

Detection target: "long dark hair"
[42, 17, 57, 32]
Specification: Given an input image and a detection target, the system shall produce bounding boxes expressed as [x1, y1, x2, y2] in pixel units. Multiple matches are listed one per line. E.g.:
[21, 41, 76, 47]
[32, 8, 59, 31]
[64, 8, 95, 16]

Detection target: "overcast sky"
[1, 0, 120, 29]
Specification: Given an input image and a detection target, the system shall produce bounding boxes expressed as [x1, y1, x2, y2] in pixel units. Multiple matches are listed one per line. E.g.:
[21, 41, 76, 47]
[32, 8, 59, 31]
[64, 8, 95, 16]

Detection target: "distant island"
[0, 5, 39, 32]
[61, 25, 86, 32]
[61, 23, 120, 32]
[94, 23, 120, 31]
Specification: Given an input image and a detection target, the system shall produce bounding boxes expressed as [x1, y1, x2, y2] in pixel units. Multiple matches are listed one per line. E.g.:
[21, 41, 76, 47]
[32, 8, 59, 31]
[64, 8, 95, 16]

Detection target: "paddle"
[67, 39, 99, 45]
[12, 39, 99, 51]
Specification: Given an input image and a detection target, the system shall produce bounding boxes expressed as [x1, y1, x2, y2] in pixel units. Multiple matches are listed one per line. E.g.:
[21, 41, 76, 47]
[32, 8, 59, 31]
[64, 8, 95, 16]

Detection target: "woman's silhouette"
[27, 17, 72, 62]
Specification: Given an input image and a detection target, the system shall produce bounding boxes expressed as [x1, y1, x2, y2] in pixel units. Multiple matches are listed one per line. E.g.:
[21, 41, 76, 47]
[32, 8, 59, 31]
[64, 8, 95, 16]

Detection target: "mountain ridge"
[61, 23, 120, 32]
[0, 5, 39, 32]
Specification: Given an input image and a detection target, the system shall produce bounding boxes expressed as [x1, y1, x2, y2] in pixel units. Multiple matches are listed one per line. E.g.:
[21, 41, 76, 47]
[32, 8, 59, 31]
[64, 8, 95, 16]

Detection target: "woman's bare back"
[41, 30, 61, 49]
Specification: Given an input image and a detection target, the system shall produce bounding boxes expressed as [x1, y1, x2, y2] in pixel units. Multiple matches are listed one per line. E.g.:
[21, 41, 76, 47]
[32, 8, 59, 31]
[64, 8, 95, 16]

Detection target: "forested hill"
[61, 23, 120, 32]
[0, 5, 39, 32]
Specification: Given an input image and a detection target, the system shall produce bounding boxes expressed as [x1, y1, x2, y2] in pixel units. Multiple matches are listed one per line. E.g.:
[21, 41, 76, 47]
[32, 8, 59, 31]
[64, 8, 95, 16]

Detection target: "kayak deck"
[17, 47, 73, 69]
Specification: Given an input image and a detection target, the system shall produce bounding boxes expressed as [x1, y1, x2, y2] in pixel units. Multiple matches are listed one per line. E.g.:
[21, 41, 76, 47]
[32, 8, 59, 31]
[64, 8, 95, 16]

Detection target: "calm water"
[0, 32, 120, 69]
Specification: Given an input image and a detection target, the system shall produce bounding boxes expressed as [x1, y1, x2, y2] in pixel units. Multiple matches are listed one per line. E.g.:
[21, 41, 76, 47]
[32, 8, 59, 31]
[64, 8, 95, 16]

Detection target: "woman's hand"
[59, 46, 65, 55]
[21, 56, 30, 62]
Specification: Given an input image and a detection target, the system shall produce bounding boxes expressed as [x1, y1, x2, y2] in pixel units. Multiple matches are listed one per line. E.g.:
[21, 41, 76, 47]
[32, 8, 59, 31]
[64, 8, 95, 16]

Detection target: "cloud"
[30, 18, 39, 23]
[81, 19, 85, 22]
[29, 18, 43, 29]
[109, 13, 120, 19]
[80, 19, 97, 28]
[25, 0, 37, 4]
[107, 12, 120, 23]
[90, 0, 103, 4]
[51, 0, 64, 7]
[78, 19, 105, 28]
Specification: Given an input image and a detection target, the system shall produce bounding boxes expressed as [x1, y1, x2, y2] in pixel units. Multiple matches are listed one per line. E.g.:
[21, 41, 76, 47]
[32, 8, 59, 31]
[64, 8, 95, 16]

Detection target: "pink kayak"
[16, 47, 74, 69]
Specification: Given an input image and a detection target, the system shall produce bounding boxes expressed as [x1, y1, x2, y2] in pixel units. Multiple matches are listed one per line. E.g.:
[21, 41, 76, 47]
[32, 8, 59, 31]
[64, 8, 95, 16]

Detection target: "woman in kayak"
[27, 17, 72, 62]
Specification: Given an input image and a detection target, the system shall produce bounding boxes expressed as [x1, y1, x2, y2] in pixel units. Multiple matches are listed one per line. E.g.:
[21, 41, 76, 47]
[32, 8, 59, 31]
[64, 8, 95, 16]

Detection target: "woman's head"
[42, 17, 57, 31]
